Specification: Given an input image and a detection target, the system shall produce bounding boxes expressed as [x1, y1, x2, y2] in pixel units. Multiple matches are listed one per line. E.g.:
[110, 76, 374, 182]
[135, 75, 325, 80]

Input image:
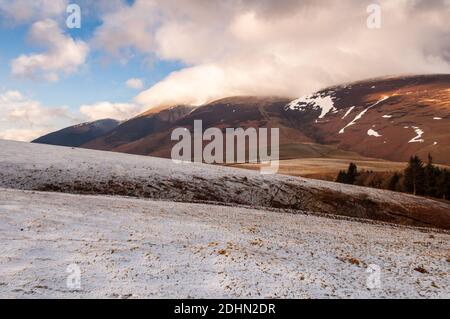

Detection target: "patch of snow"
[408, 127, 424, 143]
[382, 115, 392, 118]
[287, 93, 337, 119]
[367, 129, 382, 137]
[433, 142, 438, 145]
[433, 117, 442, 120]
[339, 96, 390, 134]
[342, 106, 355, 119]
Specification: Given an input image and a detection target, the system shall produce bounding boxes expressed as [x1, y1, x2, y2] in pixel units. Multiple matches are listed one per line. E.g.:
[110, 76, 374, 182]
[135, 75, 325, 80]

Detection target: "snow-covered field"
[1, 140, 449, 229]
[0, 139, 449, 298]
[0, 188, 448, 298]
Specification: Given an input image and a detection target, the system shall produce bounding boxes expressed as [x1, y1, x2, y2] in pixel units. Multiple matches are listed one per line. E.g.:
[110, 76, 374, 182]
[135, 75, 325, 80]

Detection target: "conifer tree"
[335, 163, 358, 185]
[436, 169, 450, 200]
[403, 156, 425, 195]
[346, 163, 358, 185]
[388, 172, 401, 191]
[424, 153, 437, 197]
[336, 170, 348, 184]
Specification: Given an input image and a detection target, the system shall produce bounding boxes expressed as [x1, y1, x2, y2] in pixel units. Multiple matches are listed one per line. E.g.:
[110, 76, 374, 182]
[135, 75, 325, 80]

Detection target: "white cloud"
[0, 91, 142, 141]
[0, 90, 76, 141]
[11, 19, 89, 82]
[79, 101, 140, 121]
[0, 0, 68, 24]
[0, 0, 126, 25]
[91, 0, 450, 110]
[135, 64, 236, 107]
[91, 0, 158, 57]
[125, 78, 144, 90]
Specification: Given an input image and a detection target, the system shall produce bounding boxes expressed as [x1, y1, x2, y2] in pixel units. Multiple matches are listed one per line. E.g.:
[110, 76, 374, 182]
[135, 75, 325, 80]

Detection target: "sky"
[0, 0, 449, 141]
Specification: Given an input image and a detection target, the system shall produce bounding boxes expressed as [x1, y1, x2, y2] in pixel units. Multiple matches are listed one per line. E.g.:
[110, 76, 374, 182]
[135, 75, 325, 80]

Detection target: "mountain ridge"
[33, 74, 450, 165]
[32, 118, 119, 147]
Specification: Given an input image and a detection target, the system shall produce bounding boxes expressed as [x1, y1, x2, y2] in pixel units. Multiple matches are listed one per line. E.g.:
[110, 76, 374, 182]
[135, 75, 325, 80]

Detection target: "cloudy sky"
[0, 0, 449, 141]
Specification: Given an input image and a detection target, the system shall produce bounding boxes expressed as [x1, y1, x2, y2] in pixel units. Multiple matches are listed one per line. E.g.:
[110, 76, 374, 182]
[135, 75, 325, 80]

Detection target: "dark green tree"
[436, 168, 450, 200]
[346, 163, 358, 185]
[335, 163, 358, 185]
[336, 170, 348, 184]
[388, 172, 401, 191]
[424, 153, 437, 197]
[403, 156, 425, 195]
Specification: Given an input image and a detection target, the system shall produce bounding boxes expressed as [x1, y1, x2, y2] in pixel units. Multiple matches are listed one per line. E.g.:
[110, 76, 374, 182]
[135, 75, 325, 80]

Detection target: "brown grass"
[230, 157, 408, 181]
[231, 157, 450, 181]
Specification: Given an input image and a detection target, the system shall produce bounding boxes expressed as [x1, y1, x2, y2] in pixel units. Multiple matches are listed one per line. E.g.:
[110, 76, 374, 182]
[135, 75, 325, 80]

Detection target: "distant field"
[232, 158, 408, 181]
[232, 157, 450, 181]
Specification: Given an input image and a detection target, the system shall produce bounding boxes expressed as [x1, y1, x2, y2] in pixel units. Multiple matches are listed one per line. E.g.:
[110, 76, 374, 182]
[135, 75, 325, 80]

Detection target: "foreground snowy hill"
[0, 139, 449, 229]
[0, 188, 448, 298]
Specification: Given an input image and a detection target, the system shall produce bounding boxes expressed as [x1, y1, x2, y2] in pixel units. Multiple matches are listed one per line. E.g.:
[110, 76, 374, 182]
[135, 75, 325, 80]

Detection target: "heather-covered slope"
[32, 119, 119, 147]
[32, 75, 450, 165]
[83, 75, 449, 165]
[285, 74, 450, 164]
[82, 105, 194, 152]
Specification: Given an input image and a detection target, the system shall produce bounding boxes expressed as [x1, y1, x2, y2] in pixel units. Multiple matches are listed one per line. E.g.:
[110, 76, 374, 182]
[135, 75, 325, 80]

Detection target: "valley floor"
[231, 157, 408, 180]
[0, 188, 448, 298]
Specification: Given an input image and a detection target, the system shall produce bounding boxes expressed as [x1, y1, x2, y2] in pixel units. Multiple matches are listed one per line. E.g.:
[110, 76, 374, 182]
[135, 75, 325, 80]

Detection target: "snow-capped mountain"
[34, 74, 450, 165]
[284, 74, 450, 164]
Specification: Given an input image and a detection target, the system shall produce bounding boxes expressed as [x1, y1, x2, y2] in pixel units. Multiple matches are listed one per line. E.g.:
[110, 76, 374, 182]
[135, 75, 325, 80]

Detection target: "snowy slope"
[286, 91, 337, 119]
[0, 139, 449, 229]
[0, 188, 448, 298]
[284, 75, 450, 165]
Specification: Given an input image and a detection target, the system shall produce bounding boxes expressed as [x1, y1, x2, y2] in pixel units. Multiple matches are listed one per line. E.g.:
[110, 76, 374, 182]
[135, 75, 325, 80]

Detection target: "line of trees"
[336, 154, 450, 200]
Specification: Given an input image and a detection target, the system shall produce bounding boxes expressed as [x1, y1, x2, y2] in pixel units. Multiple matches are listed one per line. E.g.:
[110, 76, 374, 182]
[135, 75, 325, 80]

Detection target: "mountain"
[32, 119, 120, 147]
[284, 74, 450, 164]
[81, 95, 366, 159]
[34, 74, 450, 165]
[82, 105, 194, 152]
